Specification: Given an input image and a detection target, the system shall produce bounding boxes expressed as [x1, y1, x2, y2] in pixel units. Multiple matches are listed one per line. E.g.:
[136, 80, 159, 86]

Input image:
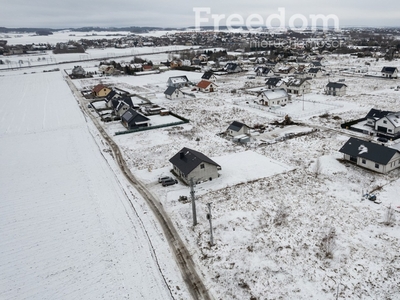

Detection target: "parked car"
[158, 176, 172, 183]
[162, 179, 178, 186]
[377, 137, 388, 143]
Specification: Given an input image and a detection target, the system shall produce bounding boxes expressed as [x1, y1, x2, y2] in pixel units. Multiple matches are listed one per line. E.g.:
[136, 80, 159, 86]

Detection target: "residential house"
[277, 66, 296, 74]
[224, 62, 242, 73]
[286, 78, 311, 95]
[164, 86, 185, 99]
[310, 61, 323, 68]
[255, 66, 274, 77]
[167, 75, 190, 88]
[374, 112, 400, 138]
[307, 68, 323, 78]
[339, 137, 400, 174]
[92, 84, 112, 98]
[71, 66, 86, 78]
[257, 88, 289, 106]
[226, 121, 250, 137]
[169, 147, 221, 184]
[121, 108, 150, 130]
[265, 77, 287, 91]
[201, 71, 217, 82]
[381, 67, 398, 79]
[115, 96, 134, 117]
[105, 90, 123, 107]
[196, 80, 217, 93]
[365, 108, 392, 128]
[325, 82, 347, 96]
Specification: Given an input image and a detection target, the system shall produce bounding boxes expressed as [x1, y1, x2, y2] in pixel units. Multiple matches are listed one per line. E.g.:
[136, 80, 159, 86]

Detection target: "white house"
[164, 86, 185, 99]
[374, 112, 400, 138]
[339, 137, 400, 174]
[226, 121, 251, 137]
[169, 147, 221, 184]
[257, 88, 289, 106]
[307, 68, 323, 78]
[381, 67, 398, 79]
[286, 78, 311, 95]
[325, 82, 347, 96]
[196, 80, 217, 93]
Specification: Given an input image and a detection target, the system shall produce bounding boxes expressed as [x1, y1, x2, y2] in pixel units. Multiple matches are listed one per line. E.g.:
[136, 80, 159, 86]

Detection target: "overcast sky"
[1, 1, 399, 29]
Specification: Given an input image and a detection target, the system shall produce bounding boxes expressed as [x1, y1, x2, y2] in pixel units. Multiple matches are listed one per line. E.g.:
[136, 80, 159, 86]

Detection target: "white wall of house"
[343, 153, 400, 174]
[174, 162, 220, 184]
[375, 117, 396, 134]
[325, 86, 346, 96]
[228, 126, 249, 137]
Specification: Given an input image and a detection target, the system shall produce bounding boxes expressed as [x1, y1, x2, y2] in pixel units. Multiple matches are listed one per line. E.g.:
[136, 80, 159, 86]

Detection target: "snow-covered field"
[0, 72, 190, 299]
[1, 30, 400, 300]
[70, 54, 400, 299]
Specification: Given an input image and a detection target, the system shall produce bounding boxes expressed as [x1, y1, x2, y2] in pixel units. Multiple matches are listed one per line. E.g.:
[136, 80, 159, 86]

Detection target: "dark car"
[162, 179, 178, 186]
[158, 176, 172, 183]
[377, 137, 388, 143]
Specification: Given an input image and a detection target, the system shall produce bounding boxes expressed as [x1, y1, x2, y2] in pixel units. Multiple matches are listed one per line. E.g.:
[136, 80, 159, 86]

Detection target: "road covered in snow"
[0, 71, 190, 299]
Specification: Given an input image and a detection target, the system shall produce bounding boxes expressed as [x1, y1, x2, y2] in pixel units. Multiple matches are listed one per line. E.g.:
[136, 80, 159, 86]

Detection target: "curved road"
[65, 76, 212, 300]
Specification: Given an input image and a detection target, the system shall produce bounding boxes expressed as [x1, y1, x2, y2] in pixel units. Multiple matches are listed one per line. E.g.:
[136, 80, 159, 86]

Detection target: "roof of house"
[121, 108, 150, 124]
[105, 90, 117, 102]
[169, 147, 221, 177]
[265, 77, 283, 86]
[260, 88, 288, 100]
[196, 80, 216, 89]
[164, 86, 178, 96]
[287, 78, 310, 87]
[224, 62, 241, 71]
[326, 82, 347, 89]
[381, 67, 398, 73]
[201, 71, 214, 80]
[308, 67, 321, 73]
[339, 137, 399, 165]
[111, 99, 120, 109]
[168, 75, 189, 84]
[92, 84, 110, 93]
[227, 121, 248, 132]
[120, 96, 133, 108]
[385, 112, 400, 127]
[365, 108, 393, 120]
[311, 61, 323, 67]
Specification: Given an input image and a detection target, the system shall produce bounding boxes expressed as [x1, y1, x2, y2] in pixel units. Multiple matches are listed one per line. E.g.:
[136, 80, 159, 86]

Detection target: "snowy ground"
[68, 53, 400, 299]
[2, 33, 400, 299]
[0, 71, 190, 299]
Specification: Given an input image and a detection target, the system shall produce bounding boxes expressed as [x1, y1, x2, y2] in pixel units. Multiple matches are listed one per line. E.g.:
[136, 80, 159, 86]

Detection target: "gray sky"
[1, 1, 399, 29]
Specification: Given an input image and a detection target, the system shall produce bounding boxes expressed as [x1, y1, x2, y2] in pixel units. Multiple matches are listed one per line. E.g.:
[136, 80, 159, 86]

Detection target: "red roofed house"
[196, 80, 217, 93]
[92, 84, 112, 98]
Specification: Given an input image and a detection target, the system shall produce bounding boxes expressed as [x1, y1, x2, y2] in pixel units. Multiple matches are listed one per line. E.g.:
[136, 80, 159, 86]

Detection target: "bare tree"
[383, 205, 396, 226]
[273, 203, 289, 226]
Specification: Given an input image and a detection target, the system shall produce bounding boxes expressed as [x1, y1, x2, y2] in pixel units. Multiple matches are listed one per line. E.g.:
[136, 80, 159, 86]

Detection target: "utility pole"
[206, 203, 214, 246]
[190, 178, 197, 226]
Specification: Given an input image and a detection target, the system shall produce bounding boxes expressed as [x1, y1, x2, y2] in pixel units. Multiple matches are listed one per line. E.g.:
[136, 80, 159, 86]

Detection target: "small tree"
[383, 205, 396, 226]
[273, 204, 289, 226]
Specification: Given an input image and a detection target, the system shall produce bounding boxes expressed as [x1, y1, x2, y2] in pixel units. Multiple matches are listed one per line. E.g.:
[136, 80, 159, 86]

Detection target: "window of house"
[383, 120, 387, 124]
[375, 163, 379, 169]
[388, 129, 392, 133]
[200, 164, 205, 169]
[362, 159, 366, 164]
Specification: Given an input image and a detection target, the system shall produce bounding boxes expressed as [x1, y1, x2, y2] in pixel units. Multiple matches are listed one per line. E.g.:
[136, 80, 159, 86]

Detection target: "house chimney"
[179, 151, 184, 159]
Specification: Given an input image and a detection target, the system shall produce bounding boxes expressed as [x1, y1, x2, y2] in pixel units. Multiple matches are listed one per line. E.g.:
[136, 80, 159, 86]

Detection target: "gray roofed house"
[381, 67, 398, 79]
[121, 108, 150, 130]
[325, 82, 347, 96]
[201, 71, 217, 82]
[258, 88, 289, 106]
[227, 121, 250, 137]
[169, 147, 221, 184]
[224, 62, 242, 73]
[339, 137, 400, 174]
[307, 67, 323, 78]
[365, 108, 392, 127]
[167, 75, 190, 88]
[164, 86, 185, 99]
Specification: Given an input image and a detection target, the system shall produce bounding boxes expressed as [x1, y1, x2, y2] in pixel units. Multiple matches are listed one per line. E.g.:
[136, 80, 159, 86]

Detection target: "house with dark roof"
[226, 121, 250, 137]
[286, 78, 311, 95]
[196, 80, 217, 92]
[365, 108, 392, 127]
[115, 96, 134, 117]
[105, 90, 123, 107]
[265, 77, 287, 90]
[339, 137, 400, 174]
[381, 67, 398, 79]
[164, 86, 185, 100]
[224, 62, 242, 73]
[307, 67, 323, 78]
[325, 82, 347, 96]
[121, 108, 150, 130]
[255, 66, 274, 77]
[201, 71, 217, 82]
[169, 147, 221, 184]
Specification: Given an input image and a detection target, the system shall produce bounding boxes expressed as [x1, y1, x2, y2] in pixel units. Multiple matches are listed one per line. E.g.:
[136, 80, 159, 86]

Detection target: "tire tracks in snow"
[65, 76, 212, 300]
